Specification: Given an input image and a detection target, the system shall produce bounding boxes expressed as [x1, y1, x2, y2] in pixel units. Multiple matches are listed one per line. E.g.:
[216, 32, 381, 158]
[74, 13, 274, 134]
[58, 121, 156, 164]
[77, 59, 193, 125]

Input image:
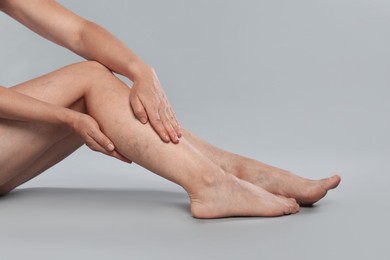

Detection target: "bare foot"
[231, 158, 341, 206]
[188, 171, 300, 219]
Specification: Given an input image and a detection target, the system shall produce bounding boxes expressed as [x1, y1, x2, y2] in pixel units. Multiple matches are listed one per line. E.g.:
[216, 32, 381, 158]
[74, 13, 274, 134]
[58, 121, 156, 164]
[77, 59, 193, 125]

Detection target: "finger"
[130, 95, 148, 124]
[160, 105, 179, 143]
[90, 130, 115, 152]
[147, 107, 170, 143]
[86, 137, 132, 163]
[168, 106, 182, 138]
[109, 150, 133, 164]
[93, 144, 132, 164]
[85, 138, 109, 154]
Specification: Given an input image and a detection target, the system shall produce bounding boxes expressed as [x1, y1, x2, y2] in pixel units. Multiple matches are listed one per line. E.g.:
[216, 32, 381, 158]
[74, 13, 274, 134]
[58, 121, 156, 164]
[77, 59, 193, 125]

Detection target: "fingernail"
[141, 118, 147, 124]
[107, 143, 115, 151]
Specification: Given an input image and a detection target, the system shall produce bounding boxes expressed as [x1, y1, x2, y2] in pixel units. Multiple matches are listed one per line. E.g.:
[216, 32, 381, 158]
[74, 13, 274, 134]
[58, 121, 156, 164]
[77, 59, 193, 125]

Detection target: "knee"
[72, 61, 124, 91]
[80, 60, 109, 71]
[75, 61, 112, 77]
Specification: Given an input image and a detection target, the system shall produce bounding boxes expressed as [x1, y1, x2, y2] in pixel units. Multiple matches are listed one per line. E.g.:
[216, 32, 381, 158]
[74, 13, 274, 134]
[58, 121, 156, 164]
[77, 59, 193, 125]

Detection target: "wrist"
[127, 61, 153, 83]
[57, 107, 79, 128]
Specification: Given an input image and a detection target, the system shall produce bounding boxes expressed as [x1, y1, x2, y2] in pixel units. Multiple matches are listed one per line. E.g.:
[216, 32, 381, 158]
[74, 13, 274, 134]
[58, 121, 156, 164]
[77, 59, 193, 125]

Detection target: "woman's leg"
[0, 133, 83, 195]
[0, 98, 85, 189]
[181, 130, 341, 205]
[80, 63, 300, 218]
[0, 61, 299, 218]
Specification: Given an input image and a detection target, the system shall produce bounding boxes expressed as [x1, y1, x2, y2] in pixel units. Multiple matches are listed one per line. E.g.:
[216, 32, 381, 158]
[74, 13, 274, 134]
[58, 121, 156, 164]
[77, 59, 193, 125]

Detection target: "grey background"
[0, 0, 389, 259]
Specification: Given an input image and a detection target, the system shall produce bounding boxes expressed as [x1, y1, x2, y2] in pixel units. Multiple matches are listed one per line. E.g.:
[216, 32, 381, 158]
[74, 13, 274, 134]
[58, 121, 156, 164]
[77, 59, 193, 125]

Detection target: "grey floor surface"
[1, 148, 388, 260]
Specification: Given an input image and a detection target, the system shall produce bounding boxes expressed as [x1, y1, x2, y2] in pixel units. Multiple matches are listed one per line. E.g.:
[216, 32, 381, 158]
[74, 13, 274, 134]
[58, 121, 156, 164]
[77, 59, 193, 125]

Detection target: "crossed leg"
[0, 61, 338, 218]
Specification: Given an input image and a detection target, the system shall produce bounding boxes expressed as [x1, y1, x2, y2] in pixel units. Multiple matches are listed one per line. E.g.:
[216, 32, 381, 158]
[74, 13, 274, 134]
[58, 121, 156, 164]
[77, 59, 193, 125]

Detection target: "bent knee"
[79, 60, 110, 72]
[71, 61, 112, 78]
[70, 61, 126, 91]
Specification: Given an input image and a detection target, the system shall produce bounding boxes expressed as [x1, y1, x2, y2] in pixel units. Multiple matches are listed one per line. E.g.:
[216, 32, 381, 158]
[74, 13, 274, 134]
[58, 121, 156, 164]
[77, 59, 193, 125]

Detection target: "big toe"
[323, 175, 341, 190]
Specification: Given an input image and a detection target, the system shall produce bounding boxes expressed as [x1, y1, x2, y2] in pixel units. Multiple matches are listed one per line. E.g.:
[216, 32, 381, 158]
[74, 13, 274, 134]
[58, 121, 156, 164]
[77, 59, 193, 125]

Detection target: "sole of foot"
[189, 174, 300, 219]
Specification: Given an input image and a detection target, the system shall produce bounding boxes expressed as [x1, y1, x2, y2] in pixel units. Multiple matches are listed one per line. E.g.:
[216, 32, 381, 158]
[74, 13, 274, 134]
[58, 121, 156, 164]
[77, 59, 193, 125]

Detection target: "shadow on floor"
[1, 187, 191, 214]
[1, 186, 332, 221]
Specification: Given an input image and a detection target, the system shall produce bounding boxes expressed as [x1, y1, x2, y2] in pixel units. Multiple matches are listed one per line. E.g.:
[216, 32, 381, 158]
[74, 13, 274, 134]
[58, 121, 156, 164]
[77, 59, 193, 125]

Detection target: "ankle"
[185, 167, 225, 196]
[229, 157, 251, 179]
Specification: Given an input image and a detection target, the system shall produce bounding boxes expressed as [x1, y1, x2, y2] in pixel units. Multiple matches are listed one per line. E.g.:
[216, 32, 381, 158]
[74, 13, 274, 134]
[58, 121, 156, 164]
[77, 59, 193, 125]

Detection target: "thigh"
[0, 61, 103, 185]
[0, 132, 84, 195]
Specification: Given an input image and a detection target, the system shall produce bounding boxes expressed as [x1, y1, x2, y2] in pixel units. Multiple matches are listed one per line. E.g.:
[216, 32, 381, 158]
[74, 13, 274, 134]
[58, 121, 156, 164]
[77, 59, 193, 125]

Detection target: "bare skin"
[0, 0, 181, 144]
[0, 0, 340, 218]
[0, 62, 300, 218]
[181, 131, 341, 205]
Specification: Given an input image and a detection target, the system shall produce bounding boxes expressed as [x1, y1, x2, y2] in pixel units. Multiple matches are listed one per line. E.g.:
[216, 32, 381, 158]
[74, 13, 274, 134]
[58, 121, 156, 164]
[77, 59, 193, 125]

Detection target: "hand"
[129, 65, 182, 143]
[69, 112, 132, 163]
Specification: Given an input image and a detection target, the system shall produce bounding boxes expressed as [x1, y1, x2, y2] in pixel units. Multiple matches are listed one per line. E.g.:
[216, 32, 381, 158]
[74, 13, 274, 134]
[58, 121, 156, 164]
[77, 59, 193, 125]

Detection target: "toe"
[290, 199, 300, 213]
[284, 198, 299, 214]
[323, 175, 341, 190]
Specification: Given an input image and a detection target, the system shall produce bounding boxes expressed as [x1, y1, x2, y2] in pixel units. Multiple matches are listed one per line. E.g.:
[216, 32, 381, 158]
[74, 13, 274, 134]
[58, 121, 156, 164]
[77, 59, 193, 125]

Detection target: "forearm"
[0, 0, 180, 142]
[74, 21, 149, 81]
[0, 0, 149, 82]
[0, 86, 74, 126]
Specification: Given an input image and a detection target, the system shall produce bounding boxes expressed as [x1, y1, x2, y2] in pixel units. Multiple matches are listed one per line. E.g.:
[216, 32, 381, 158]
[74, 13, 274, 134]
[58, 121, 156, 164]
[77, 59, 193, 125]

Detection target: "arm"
[0, 86, 129, 162]
[0, 0, 181, 143]
[0, 86, 74, 126]
[0, 85, 111, 152]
